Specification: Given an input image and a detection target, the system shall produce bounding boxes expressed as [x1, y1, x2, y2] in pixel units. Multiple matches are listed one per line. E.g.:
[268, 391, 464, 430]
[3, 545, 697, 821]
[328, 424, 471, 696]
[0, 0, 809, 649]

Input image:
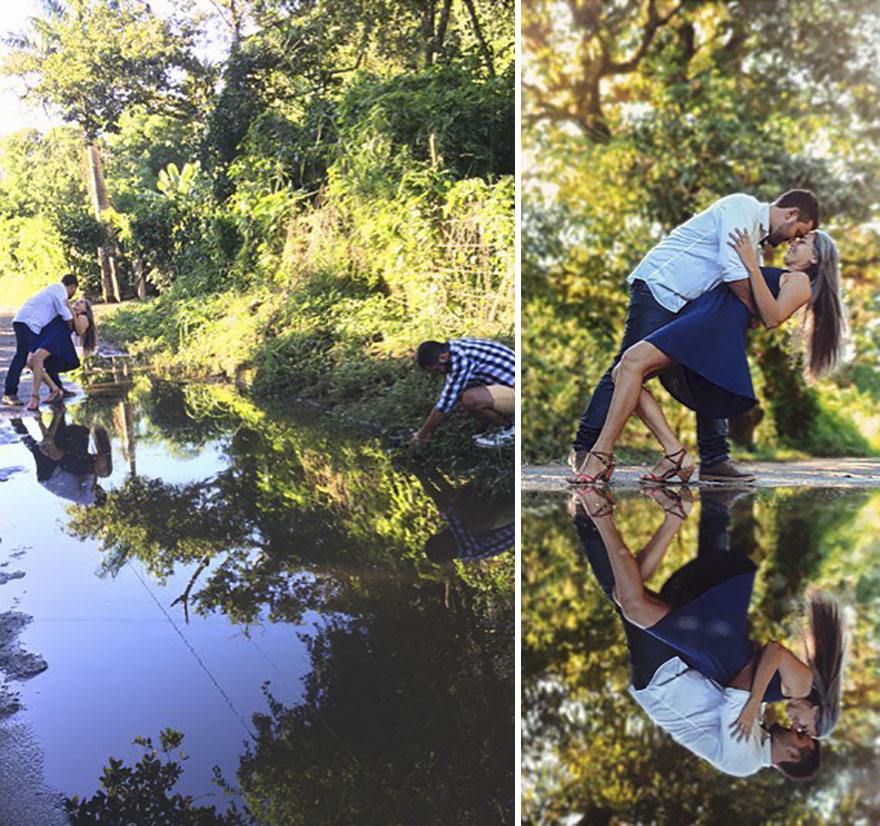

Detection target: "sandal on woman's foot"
[26, 394, 40, 411]
[567, 449, 616, 486]
[46, 388, 63, 404]
[639, 447, 695, 485]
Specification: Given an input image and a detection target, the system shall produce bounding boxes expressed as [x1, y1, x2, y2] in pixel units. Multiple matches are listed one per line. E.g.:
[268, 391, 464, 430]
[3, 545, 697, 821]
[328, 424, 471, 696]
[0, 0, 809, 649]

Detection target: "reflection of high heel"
[568, 449, 616, 486]
[639, 447, 694, 484]
[571, 485, 616, 518]
[642, 485, 694, 520]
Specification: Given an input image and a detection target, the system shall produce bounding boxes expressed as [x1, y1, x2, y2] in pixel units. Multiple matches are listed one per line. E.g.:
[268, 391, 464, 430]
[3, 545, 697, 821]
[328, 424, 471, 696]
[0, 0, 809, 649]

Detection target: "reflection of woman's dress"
[648, 553, 785, 701]
[645, 267, 784, 418]
[33, 315, 80, 373]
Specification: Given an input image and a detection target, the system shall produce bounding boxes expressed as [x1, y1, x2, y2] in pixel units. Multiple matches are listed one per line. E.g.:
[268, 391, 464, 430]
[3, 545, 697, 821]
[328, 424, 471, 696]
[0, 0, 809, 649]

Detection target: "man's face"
[775, 724, 816, 762]
[768, 209, 814, 247]
[423, 353, 451, 376]
[65, 284, 77, 298]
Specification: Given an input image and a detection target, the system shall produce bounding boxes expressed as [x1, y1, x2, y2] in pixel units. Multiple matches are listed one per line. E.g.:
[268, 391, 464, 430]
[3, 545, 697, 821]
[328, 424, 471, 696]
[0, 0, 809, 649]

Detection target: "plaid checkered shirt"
[440, 510, 515, 560]
[434, 338, 515, 414]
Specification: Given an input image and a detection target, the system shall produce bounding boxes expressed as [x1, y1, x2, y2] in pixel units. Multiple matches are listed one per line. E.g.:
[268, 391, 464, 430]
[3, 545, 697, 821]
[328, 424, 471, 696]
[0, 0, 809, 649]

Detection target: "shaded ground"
[523, 458, 880, 491]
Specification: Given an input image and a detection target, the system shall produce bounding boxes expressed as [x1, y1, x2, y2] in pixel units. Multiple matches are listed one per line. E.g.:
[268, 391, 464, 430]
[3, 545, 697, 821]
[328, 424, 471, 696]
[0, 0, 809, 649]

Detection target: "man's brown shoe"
[2, 394, 24, 407]
[699, 460, 756, 484]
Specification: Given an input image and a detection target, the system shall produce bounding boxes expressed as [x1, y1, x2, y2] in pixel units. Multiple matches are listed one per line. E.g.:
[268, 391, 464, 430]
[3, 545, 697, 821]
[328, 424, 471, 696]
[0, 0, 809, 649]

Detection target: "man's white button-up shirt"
[628, 194, 769, 313]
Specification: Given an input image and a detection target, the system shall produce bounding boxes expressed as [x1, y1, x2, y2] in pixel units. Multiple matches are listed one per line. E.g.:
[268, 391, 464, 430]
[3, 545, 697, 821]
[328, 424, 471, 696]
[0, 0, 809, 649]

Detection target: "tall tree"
[2, 0, 204, 301]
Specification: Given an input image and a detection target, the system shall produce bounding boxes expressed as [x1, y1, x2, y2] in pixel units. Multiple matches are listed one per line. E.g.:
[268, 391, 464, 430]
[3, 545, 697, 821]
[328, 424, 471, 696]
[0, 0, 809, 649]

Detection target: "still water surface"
[0, 368, 513, 825]
[522, 487, 880, 826]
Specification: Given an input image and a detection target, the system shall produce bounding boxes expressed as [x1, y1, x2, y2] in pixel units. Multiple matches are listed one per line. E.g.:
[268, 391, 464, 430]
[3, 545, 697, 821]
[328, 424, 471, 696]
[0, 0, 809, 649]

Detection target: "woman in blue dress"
[26, 298, 97, 410]
[571, 228, 845, 485]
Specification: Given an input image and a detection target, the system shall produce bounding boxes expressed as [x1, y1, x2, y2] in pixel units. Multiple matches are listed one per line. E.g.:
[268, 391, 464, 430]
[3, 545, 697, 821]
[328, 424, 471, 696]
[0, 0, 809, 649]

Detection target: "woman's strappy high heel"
[568, 449, 616, 486]
[639, 447, 695, 485]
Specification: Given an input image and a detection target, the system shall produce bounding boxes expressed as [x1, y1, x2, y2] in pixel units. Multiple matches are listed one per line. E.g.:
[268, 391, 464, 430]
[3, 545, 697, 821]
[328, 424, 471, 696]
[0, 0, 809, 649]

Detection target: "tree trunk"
[133, 257, 147, 299]
[86, 143, 122, 303]
[424, 0, 436, 67]
[461, 0, 495, 77]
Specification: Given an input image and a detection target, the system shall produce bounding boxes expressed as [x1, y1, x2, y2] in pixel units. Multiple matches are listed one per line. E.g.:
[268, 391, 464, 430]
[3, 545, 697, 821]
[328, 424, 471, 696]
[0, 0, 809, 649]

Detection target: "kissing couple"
[3, 274, 98, 411]
[569, 189, 843, 486]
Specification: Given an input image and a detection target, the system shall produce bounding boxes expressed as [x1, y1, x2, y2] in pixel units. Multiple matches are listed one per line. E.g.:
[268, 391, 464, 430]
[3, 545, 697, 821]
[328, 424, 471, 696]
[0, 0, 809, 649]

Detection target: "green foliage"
[0, 0, 513, 461]
[334, 63, 514, 182]
[2, 0, 201, 140]
[0, 127, 102, 302]
[63, 384, 513, 823]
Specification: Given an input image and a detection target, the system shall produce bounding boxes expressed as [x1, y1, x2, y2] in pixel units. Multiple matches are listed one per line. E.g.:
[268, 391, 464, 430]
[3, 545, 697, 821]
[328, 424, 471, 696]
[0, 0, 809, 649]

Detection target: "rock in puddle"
[0, 466, 25, 482]
[0, 570, 26, 586]
[1, 611, 48, 720]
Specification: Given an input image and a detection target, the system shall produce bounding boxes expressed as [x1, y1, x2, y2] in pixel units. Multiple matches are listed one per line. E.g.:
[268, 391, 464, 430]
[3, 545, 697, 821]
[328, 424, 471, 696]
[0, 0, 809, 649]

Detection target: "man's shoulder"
[29, 283, 65, 301]
[451, 337, 511, 353]
[710, 193, 762, 214]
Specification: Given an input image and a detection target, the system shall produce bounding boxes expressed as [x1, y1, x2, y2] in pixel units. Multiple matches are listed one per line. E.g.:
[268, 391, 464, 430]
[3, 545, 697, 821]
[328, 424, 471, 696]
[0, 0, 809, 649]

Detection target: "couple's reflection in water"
[9, 405, 112, 506]
[571, 485, 844, 780]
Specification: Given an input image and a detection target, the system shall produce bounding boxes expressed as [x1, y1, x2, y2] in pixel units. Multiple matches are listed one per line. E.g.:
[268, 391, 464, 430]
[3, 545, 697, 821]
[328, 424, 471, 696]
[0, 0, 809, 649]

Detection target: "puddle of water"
[522, 488, 880, 825]
[1, 373, 514, 824]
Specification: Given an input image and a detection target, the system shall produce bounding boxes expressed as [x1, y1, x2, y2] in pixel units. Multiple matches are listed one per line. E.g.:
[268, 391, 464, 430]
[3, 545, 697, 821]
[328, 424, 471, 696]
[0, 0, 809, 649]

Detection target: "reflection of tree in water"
[66, 381, 514, 822]
[522, 491, 880, 825]
[65, 730, 250, 826]
[235, 593, 513, 826]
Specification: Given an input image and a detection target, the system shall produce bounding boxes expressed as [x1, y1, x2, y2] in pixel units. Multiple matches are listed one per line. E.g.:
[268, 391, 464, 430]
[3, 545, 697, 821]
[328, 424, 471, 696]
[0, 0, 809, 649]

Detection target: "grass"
[95, 285, 514, 472]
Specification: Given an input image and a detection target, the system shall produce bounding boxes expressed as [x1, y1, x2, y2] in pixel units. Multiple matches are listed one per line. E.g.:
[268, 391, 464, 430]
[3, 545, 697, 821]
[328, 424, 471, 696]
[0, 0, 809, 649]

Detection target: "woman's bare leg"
[633, 498, 693, 581]
[589, 507, 672, 628]
[633, 385, 696, 478]
[27, 350, 60, 409]
[579, 341, 674, 479]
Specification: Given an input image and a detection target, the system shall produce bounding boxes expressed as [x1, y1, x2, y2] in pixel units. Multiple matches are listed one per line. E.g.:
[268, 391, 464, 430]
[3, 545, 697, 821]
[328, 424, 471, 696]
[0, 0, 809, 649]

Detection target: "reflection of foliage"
[65, 380, 513, 821]
[522, 490, 880, 824]
[236, 598, 514, 826]
[68, 381, 513, 624]
[65, 730, 249, 826]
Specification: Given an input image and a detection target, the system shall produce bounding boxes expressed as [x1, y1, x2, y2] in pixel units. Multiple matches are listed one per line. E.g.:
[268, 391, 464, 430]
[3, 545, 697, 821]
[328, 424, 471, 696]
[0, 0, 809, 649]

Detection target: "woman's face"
[786, 697, 819, 737]
[783, 232, 818, 272]
[73, 299, 88, 313]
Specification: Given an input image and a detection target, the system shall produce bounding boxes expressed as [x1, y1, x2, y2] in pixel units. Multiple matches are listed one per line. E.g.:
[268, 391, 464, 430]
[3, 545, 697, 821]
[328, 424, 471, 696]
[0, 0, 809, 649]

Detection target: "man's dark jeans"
[4, 322, 63, 397]
[572, 280, 729, 467]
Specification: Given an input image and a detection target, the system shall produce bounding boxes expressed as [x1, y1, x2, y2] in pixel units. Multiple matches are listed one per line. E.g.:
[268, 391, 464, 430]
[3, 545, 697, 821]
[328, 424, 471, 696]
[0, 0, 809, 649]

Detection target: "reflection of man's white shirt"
[629, 656, 772, 777]
[41, 467, 97, 505]
[628, 193, 769, 313]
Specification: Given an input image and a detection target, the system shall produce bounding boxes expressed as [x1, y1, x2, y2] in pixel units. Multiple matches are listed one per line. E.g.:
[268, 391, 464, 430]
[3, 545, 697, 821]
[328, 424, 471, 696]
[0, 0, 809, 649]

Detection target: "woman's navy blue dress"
[32, 315, 80, 374]
[648, 559, 786, 702]
[644, 268, 784, 419]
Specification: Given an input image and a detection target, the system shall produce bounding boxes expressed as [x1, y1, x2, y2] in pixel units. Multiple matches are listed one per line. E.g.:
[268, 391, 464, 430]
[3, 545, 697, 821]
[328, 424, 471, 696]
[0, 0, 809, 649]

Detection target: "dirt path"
[523, 458, 880, 491]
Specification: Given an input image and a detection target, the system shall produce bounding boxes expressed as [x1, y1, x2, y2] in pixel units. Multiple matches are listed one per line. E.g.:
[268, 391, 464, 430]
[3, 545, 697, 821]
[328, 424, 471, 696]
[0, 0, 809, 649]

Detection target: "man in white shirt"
[571, 190, 820, 483]
[3, 274, 78, 406]
[629, 656, 818, 779]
